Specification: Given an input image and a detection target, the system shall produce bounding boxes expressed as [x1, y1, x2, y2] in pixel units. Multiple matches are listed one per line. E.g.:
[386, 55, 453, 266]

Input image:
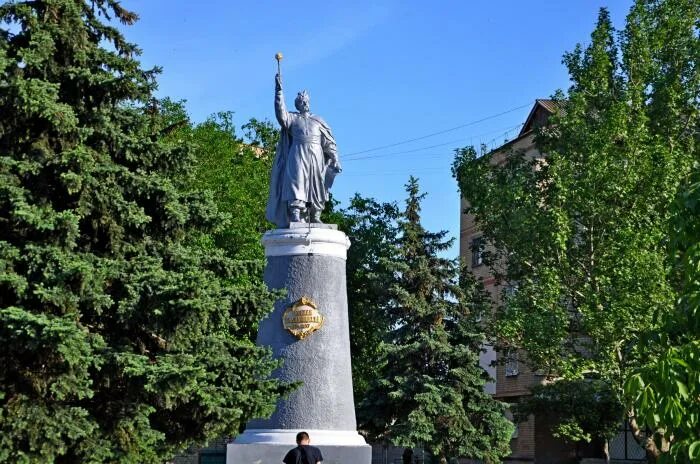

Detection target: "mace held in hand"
[275, 52, 283, 77]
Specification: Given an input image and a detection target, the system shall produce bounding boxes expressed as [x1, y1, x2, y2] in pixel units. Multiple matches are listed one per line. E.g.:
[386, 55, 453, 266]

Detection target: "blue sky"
[122, 0, 633, 255]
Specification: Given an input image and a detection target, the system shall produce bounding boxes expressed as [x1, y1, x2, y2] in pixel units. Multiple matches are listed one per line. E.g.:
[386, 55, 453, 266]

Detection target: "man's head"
[295, 431, 310, 445]
[295, 90, 310, 113]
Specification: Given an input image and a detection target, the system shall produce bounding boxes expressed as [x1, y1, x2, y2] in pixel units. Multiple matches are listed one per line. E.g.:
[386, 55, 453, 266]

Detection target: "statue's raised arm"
[266, 67, 341, 228]
[274, 74, 289, 129]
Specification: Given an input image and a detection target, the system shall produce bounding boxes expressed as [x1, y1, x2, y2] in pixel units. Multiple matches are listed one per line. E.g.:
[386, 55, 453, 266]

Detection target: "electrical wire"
[343, 102, 532, 156]
[344, 138, 465, 160]
[343, 123, 525, 163]
[342, 168, 447, 177]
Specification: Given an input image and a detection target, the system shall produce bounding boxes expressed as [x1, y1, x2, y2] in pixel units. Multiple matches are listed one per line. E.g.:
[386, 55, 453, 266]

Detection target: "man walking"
[283, 431, 323, 464]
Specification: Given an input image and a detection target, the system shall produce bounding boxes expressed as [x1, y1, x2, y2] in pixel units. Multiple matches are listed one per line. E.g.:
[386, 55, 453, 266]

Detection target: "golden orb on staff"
[275, 52, 283, 77]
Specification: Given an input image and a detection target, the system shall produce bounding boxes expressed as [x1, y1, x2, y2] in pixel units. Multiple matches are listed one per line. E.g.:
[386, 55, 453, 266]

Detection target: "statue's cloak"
[266, 114, 338, 228]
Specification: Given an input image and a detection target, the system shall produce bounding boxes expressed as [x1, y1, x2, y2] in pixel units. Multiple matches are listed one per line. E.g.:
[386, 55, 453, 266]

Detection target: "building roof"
[536, 99, 559, 114]
[239, 143, 267, 159]
[518, 99, 560, 136]
[478, 99, 559, 159]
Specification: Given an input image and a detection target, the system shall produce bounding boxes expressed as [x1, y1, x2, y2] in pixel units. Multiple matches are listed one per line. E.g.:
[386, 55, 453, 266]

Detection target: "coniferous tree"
[360, 177, 513, 463]
[0, 2, 286, 462]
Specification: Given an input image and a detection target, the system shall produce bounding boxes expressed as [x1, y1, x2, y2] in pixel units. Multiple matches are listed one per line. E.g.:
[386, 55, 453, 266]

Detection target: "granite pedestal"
[227, 224, 371, 464]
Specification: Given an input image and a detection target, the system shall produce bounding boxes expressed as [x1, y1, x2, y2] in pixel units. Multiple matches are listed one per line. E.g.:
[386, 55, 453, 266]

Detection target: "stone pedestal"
[227, 224, 371, 464]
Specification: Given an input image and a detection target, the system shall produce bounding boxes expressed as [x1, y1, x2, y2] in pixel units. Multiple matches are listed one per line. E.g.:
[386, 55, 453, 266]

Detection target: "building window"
[199, 450, 226, 464]
[504, 408, 519, 439]
[471, 236, 484, 268]
[505, 350, 519, 377]
[504, 282, 519, 299]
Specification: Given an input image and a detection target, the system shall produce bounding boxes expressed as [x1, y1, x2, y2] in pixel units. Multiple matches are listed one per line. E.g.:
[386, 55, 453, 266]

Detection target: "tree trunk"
[628, 411, 662, 463]
[603, 439, 610, 464]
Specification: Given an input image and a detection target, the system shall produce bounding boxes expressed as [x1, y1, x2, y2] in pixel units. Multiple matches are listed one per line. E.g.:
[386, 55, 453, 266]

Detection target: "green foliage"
[360, 177, 513, 463]
[515, 378, 623, 444]
[452, 1, 698, 460]
[627, 165, 700, 463]
[0, 2, 287, 462]
[157, 99, 278, 261]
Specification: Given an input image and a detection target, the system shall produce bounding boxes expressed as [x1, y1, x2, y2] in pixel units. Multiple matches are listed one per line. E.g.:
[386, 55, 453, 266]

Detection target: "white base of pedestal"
[227, 429, 371, 464]
[233, 428, 367, 446]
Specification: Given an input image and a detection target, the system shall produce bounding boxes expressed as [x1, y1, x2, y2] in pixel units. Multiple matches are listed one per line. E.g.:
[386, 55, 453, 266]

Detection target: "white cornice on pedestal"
[262, 227, 351, 260]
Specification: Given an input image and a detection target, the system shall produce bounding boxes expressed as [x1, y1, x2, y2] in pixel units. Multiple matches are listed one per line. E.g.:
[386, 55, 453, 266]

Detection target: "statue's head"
[295, 90, 310, 112]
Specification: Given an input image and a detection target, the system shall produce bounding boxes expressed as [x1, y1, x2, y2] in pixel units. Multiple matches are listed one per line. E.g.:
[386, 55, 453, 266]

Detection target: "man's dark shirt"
[283, 444, 323, 464]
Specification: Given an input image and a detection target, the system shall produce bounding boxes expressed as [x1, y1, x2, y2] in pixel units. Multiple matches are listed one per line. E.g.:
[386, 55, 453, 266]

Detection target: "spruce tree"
[0, 1, 285, 462]
[360, 177, 513, 463]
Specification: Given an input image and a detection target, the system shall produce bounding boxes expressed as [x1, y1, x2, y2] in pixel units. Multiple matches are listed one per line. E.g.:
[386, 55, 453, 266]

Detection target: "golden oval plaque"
[283, 296, 324, 340]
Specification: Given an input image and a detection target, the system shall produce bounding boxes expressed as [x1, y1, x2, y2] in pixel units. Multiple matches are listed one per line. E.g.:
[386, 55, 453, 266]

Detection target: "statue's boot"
[289, 207, 302, 223]
[310, 209, 323, 223]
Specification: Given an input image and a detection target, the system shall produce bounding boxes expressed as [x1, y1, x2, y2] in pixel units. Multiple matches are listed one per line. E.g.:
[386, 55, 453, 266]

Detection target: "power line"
[345, 153, 449, 163]
[342, 167, 447, 177]
[343, 123, 525, 162]
[343, 102, 532, 156]
[344, 138, 464, 161]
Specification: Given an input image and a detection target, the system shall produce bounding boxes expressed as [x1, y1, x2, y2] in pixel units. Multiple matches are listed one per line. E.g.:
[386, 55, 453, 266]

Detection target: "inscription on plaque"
[283, 296, 324, 340]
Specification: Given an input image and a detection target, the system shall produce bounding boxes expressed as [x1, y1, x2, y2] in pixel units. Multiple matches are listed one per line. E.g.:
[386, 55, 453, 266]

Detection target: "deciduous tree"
[157, 99, 278, 261]
[452, 1, 698, 461]
[627, 166, 700, 463]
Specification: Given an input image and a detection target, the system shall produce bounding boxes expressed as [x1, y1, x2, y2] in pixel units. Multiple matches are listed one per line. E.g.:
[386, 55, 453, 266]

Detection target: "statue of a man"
[266, 73, 341, 227]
